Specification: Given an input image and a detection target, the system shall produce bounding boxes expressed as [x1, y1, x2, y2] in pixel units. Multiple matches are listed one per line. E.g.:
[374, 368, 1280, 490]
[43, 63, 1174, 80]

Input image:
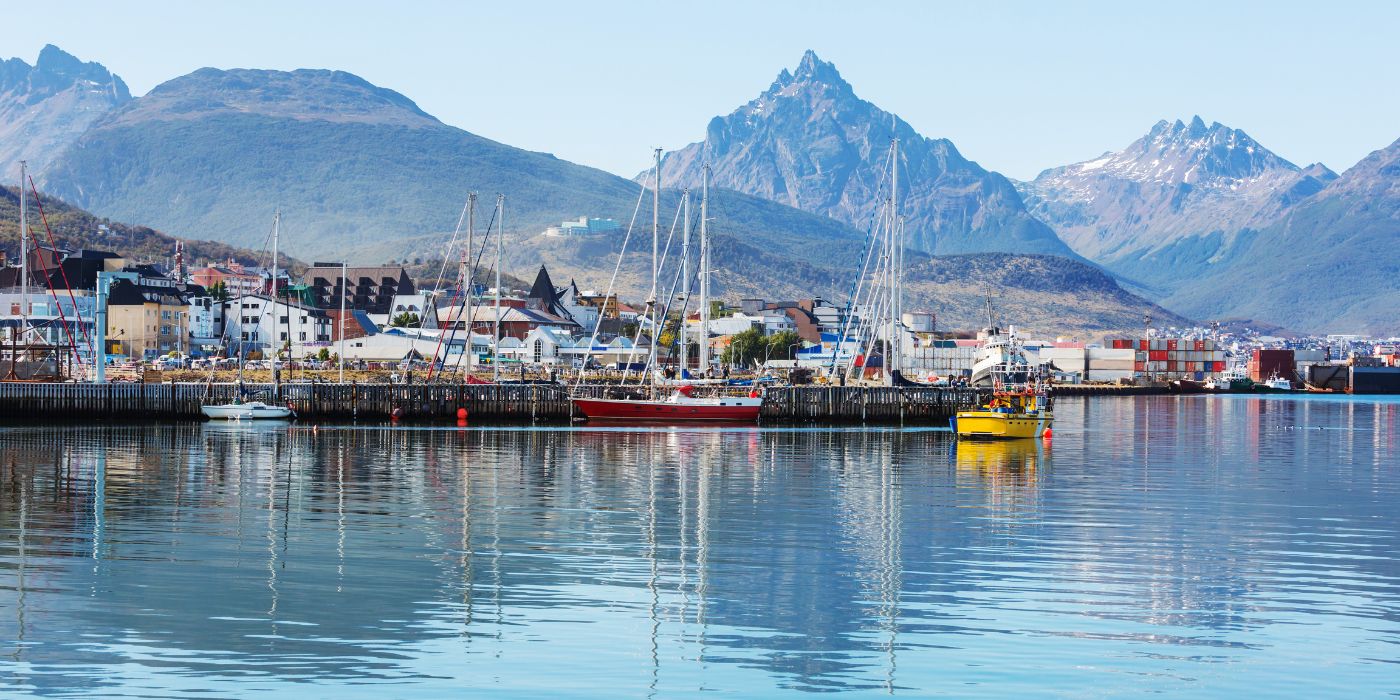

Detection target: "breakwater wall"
[0, 382, 988, 424]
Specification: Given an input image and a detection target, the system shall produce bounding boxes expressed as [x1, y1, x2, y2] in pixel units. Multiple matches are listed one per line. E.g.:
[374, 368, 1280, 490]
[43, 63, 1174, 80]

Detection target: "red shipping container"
[1194, 340, 1205, 351]
[1149, 350, 1167, 361]
[1134, 361, 1145, 371]
[1139, 340, 1148, 350]
[1214, 362, 1225, 372]
[1168, 361, 1178, 371]
[1167, 340, 1178, 351]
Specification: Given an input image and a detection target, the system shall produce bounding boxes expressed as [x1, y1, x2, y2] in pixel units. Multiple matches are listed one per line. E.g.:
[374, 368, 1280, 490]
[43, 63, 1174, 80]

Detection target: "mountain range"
[1020, 117, 1400, 333]
[13, 44, 1386, 335]
[649, 51, 1077, 260]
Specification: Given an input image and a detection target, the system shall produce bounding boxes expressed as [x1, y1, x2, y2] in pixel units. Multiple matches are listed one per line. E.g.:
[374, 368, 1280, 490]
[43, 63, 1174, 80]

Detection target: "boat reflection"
[952, 438, 1046, 488]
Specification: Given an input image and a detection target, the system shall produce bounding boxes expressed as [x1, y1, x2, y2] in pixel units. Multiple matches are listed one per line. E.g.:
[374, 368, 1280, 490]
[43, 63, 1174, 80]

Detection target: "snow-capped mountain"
[1017, 117, 1335, 285]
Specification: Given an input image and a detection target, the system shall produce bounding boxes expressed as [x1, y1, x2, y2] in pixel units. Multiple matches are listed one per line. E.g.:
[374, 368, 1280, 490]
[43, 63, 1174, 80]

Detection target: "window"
[279, 332, 287, 341]
[299, 332, 306, 341]
[279, 315, 289, 324]
[533, 339, 544, 362]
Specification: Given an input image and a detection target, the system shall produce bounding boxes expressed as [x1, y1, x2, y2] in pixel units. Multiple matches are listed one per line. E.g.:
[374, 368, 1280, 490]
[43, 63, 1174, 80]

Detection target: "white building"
[187, 296, 224, 355]
[543, 216, 621, 238]
[221, 294, 332, 358]
[692, 312, 793, 337]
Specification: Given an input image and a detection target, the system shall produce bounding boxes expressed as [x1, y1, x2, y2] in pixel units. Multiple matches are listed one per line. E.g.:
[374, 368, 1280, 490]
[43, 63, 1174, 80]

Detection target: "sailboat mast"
[888, 139, 901, 384]
[493, 194, 503, 384]
[680, 188, 690, 376]
[17, 161, 28, 341]
[271, 211, 281, 372]
[338, 260, 346, 383]
[698, 165, 710, 374]
[650, 148, 661, 377]
[464, 193, 476, 371]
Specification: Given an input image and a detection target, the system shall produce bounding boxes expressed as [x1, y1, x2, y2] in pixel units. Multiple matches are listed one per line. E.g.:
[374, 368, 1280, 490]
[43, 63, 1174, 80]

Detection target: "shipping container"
[1250, 349, 1295, 382]
[1167, 340, 1178, 351]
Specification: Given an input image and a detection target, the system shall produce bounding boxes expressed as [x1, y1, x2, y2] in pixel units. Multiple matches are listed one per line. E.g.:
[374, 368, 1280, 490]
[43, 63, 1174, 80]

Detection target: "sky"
[9, 1, 1399, 180]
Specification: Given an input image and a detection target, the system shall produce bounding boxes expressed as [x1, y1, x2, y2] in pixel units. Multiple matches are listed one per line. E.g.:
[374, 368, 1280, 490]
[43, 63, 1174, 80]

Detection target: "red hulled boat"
[572, 385, 762, 423]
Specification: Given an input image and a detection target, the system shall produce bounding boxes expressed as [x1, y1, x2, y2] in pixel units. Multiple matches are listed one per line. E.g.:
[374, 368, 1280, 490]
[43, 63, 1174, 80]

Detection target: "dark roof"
[107, 279, 187, 306]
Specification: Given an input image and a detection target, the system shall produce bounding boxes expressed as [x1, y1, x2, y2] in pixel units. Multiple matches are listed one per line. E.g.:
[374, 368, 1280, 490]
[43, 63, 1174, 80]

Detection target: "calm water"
[1, 395, 1398, 698]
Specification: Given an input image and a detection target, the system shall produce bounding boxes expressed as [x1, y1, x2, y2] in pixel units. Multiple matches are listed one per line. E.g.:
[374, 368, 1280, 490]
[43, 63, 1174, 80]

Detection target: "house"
[526, 265, 598, 333]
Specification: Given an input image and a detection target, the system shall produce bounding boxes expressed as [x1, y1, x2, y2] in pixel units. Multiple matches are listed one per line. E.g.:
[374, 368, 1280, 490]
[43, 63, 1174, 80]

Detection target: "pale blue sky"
[10, 1, 1398, 180]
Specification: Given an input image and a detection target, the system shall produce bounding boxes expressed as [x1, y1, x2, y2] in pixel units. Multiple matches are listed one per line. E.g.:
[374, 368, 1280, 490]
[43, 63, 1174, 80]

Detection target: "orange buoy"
[456, 407, 468, 420]
[1042, 428, 1053, 440]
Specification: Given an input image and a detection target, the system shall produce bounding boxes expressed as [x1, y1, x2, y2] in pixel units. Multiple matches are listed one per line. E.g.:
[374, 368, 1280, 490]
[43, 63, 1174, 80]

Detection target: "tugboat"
[953, 386, 1053, 439]
[953, 336, 1053, 440]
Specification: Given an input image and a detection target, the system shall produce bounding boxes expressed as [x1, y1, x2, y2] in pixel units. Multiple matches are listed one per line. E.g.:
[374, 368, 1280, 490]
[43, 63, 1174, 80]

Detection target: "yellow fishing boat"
[953, 389, 1052, 440]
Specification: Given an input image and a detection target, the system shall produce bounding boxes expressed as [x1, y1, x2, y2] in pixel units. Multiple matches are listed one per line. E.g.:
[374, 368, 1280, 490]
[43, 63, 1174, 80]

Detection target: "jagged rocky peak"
[764, 50, 853, 98]
[0, 44, 130, 102]
[1046, 116, 1300, 188]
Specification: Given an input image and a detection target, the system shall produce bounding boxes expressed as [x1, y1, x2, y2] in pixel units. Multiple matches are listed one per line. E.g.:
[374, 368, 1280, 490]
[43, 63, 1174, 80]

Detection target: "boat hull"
[572, 397, 761, 422]
[954, 410, 1051, 439]
[201, 403, 295, 420]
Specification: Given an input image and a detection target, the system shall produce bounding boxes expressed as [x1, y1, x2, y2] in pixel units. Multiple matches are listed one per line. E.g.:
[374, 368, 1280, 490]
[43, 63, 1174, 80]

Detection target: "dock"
[0, 382, 989, 424]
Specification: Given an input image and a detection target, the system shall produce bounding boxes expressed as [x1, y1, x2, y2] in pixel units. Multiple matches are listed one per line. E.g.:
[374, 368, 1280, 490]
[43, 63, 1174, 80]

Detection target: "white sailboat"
[201, 211, 294, 420]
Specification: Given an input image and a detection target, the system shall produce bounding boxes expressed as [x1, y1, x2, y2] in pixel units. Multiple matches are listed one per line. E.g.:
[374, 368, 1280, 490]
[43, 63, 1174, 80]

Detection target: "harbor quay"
[0, 381, 990, 424]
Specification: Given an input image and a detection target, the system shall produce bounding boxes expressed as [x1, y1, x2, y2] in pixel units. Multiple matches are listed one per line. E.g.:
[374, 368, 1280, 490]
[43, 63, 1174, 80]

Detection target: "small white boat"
[200, 401, 295, 420]
[1262, 374, 1294, 392]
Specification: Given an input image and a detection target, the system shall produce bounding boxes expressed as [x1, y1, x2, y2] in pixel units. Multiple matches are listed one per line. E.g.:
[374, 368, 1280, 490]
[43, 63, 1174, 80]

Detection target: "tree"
[765, 330, 803, 361]
[721, 328, 766, 367]
[208, 280, 229, 302]
[316, 347, 331, 362]
[391, 312, 420, 327]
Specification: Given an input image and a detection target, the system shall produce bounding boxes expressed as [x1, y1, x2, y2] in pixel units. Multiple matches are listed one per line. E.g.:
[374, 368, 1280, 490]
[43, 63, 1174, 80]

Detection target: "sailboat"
[201, 211, 294, 421]
[570, 153, 762, 423]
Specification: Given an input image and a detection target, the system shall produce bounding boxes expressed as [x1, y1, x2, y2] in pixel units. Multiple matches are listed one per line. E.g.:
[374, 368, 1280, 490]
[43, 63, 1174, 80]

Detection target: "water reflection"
[0, 395, 1398, 696]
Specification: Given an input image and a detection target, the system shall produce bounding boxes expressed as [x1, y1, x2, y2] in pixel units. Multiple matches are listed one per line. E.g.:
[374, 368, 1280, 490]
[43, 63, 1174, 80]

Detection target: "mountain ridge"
[0, 45, 130, 181]
[645, 51, 1080, 260]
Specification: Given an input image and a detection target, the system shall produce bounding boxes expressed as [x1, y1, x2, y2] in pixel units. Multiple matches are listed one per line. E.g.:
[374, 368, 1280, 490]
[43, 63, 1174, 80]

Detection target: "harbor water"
[2, 394, 1398, 697]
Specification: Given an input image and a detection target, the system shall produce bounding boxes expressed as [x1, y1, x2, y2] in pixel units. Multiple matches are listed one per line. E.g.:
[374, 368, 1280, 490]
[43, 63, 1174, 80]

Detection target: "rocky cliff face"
[650, 51, 1077, 258]
[0, 45, 130, 181]
[1017, 117, 1336, 285]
